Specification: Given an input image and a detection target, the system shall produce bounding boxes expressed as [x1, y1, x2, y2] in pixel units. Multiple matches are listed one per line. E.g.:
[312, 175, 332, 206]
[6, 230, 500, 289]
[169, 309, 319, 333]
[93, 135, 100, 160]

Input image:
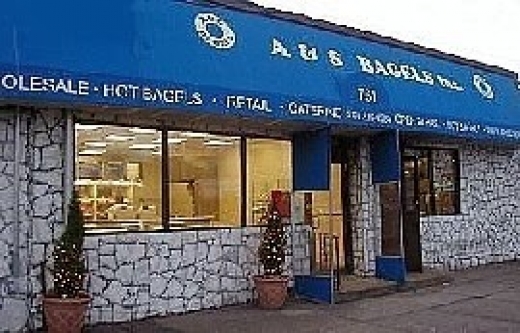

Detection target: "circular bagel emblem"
[195, 13, 236, 50]
[473, 74, 494, 100]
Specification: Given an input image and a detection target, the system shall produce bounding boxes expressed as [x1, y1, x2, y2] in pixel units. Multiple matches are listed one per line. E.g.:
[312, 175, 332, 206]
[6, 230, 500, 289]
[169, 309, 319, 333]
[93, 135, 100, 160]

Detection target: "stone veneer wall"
[0, 108, 66, 332]
[350, 138, 379, 277]
[421, 143, 520, 269]
[84, 224, 310, 324]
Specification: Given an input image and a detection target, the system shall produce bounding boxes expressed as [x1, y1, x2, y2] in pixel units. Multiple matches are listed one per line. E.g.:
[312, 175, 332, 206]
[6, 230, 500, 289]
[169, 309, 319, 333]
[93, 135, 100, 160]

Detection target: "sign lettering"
[356, 55, 463, 92]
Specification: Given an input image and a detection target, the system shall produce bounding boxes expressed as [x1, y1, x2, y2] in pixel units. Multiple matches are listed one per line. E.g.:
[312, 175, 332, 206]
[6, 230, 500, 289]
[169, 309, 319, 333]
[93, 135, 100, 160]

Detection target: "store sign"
[473, 74, 494, 99]
[194, 13, 236, 49]
[0, 1, 516, 140]
[194, 11, 496, 100]
[355, 55, 464, 92]
[1, 68, 518, 141]
[271, 38, 345, 68]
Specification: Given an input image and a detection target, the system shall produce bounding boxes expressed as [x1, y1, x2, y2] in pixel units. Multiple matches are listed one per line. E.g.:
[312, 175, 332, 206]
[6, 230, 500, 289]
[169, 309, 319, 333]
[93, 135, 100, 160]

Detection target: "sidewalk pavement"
[87, 261, 520, 333]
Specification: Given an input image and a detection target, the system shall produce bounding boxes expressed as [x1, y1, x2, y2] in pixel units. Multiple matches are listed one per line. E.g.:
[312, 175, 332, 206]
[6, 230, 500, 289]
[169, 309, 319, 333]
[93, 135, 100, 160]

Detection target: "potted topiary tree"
[253, 208, 289, 309]
[43, 192, 90, 333]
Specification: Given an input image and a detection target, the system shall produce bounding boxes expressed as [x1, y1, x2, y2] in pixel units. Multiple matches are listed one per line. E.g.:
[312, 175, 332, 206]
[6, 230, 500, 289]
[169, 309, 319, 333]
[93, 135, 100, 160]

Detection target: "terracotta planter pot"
[43, 295, 90, 333]
[253, 275, 289, 309]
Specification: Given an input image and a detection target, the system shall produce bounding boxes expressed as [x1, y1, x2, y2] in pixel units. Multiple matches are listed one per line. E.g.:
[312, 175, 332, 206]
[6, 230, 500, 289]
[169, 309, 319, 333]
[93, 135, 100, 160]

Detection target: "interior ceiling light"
[168, 138, 187, 144]
[204, 139, 234, 146]
[76, 124, 103, 131]
[84, 141, 108, 148]
[129, 128, 158, 134]
[106, 134, 135, 141]
[181, 131, 210, 138]
[151, 151, 162, 155]
[152, 138, 187, 144]
[78, 149, 105, 155]
[129, 143, 159, 149]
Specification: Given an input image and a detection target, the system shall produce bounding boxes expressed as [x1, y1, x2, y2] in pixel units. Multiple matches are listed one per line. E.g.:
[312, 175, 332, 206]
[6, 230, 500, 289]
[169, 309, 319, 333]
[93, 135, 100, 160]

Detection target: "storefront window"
[75, 124, 162, 233]
[247, 139, 291, 225]
[168, 131, 241, 228]
[431, 149, 459, 215]
[404, 147, 460, 216]
[75, 124, 292, 233]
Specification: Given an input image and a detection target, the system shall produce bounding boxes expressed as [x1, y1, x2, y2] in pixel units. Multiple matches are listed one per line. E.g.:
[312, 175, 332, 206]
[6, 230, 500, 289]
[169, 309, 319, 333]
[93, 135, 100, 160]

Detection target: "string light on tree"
[51, 192, 86, 298]
[258, 209, 287, 276]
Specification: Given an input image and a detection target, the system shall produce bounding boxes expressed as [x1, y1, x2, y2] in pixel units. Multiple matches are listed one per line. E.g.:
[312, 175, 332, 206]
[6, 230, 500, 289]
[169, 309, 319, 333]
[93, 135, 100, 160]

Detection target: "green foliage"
[51, 192, 86, 298]
[258, 209, 286, 276]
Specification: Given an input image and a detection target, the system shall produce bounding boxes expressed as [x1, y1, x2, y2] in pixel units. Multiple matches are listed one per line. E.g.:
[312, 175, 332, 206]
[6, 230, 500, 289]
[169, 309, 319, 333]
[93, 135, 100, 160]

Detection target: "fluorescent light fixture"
[151, 151, 162, 155]
[129, 143, 159, 149]
[106, 134, 134, 141]
[76, 124, 103, 131]
[168, 138, 187, 144]
[152, 138, 187, 144]
[181, 131, 210, 138]
[78, 149, 105, 155]
[204, 139, 234, 146]
[129, 128, 158, 134]
[84, 141, 108, 148]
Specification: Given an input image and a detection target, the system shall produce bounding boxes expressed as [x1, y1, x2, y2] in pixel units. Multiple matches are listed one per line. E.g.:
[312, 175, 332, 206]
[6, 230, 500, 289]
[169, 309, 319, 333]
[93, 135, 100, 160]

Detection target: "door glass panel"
[418, 156, 432, 215]
[403, 159, 416, 212]
[312, 164, 343, 271]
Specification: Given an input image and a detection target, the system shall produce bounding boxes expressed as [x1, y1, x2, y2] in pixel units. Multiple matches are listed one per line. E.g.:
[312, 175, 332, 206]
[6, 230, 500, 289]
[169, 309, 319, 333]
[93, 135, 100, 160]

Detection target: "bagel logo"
[473, 74, 494, 100]
[195, 13, 236, 50]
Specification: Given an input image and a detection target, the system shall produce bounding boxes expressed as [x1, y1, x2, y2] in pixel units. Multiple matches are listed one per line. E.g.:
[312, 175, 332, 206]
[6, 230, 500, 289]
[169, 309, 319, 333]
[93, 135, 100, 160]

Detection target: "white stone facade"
[1, 106, 519, 332]
[0, 109, 66, 332]
[348, 140, 520, 277]
[349, 138, 379, 277]
[421, 143, 520, 269]
[84, 225, 310, 324]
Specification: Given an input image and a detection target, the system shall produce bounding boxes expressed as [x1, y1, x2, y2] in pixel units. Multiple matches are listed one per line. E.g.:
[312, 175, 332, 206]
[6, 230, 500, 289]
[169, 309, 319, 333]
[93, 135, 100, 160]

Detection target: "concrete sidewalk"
[87, 262, 520, 333]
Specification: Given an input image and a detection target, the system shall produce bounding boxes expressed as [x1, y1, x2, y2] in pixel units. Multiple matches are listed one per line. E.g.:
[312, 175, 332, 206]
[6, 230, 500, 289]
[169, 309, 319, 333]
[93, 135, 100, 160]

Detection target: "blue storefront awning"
[0, 0, 519, 141]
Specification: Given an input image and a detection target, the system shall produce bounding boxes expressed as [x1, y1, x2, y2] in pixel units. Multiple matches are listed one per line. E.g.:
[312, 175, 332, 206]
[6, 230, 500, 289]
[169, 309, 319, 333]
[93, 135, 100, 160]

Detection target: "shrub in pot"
[43, 192, 90, 333]
[253, 208, 289, 309]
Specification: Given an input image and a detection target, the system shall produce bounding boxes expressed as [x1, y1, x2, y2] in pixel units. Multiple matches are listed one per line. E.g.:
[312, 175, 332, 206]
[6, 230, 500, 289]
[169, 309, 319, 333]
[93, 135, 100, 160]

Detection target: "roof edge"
[203, 0, 516, 79]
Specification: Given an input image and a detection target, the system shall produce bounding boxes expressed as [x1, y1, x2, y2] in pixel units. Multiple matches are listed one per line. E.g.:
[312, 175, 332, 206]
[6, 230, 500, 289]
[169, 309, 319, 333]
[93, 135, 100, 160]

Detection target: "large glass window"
[168, 131, 240, 228]
[247, 139, 291, 225]
[75, 125, 162, 233]
[75, 123, 293, 233]
[431, 149, 460, 215]
[405, 147, 460, 216]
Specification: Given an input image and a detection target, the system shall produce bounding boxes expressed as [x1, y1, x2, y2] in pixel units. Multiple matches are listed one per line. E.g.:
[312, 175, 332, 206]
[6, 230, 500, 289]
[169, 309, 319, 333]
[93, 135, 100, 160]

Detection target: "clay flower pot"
[43, 294, 90, 333]
[253, 275, 289, 309]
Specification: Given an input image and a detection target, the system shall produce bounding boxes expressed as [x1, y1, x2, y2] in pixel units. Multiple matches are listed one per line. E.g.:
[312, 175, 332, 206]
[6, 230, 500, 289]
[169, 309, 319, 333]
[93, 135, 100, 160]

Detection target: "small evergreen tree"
[258, 208, 287, 276]
[51, 192, 86, 298]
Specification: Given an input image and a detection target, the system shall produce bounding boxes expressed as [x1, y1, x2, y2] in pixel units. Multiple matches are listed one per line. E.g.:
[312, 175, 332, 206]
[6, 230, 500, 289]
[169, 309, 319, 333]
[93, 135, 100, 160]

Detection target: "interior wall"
[134, 157, 161, 216]
[216, 146, 240, 226]
[247, 139, 292, 224]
